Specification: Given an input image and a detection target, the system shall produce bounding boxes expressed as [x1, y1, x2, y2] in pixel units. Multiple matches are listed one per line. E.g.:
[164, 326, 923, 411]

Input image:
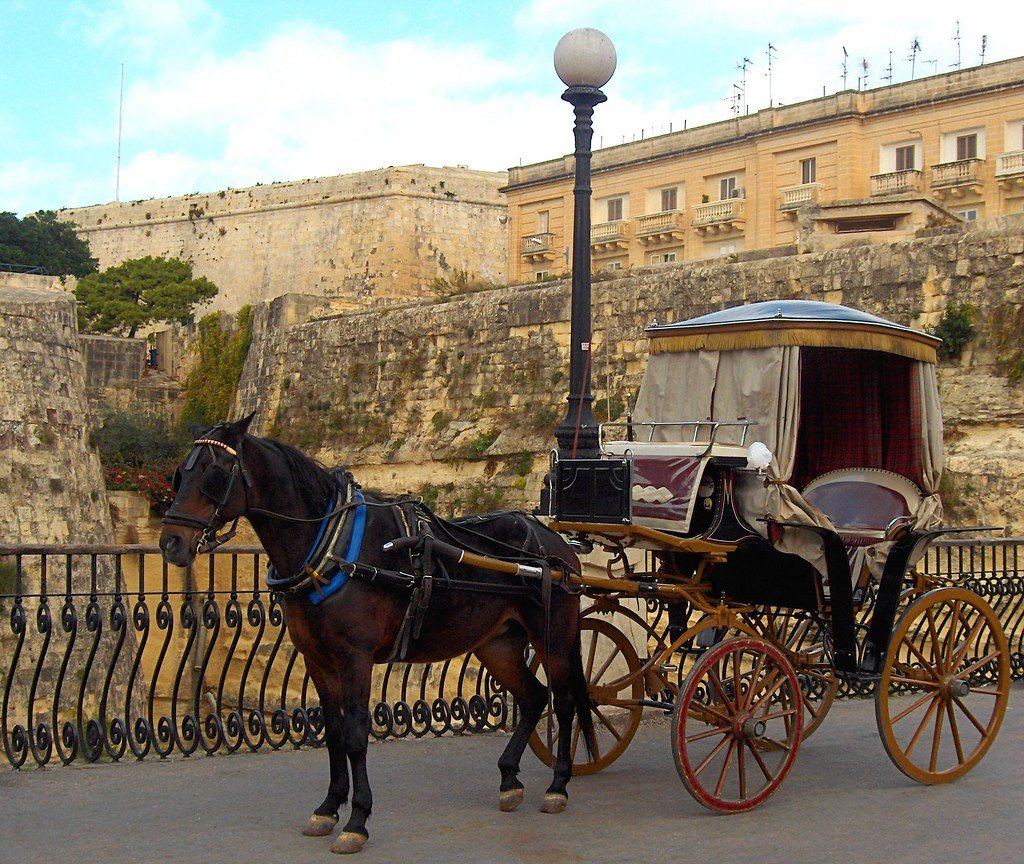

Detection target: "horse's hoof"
[540, 793, 568, 814]
[331, 831, 368, 854]
[303, 813, 339, 837]
[499, 787, 524, 812]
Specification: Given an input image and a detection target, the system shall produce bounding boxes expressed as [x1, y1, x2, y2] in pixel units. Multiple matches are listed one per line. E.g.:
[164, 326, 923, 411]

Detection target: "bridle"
[161, 437, 251, 554]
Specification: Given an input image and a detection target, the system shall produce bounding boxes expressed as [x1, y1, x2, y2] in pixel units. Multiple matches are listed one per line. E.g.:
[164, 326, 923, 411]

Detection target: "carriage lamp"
[552, 28, 616, 459]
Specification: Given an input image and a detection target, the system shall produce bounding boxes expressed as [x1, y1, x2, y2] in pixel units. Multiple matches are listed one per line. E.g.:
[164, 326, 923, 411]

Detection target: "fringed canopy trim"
[648, 322, 938, 363]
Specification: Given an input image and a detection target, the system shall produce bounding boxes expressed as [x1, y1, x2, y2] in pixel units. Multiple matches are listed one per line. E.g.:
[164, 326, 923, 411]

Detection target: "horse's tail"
[569, 627, 597, 761]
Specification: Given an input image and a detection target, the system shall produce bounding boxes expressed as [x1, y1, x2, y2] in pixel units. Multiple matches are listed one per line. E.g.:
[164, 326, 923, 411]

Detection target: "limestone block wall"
[62, 165, 509, 316]
[237, 217, 1024, 532]
[0, 287, 113, 546]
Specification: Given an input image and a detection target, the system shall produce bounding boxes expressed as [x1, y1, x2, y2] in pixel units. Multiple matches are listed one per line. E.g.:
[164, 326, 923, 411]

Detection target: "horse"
[158, 413, 595, 855]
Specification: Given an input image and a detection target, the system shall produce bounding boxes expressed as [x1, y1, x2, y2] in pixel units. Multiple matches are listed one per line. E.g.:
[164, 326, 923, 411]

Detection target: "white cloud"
[73, 0, 222, 62]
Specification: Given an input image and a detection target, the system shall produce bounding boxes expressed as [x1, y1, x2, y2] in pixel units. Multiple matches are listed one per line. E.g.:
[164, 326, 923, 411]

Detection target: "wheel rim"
[876, 586, 1010, 783]
[672, 637, 803, 812]
[529, 616, 644, 775]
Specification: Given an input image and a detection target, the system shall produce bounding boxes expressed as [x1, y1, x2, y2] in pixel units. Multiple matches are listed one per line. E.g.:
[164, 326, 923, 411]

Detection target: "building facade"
[504, 56, 1024, 283]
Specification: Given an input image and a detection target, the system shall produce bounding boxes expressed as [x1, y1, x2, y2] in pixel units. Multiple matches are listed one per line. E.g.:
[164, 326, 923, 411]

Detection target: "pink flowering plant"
[104, 466, 176, 514]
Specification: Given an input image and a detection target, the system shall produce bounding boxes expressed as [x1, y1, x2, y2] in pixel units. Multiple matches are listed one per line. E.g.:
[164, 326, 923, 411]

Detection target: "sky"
[2, 0, 1021, 216]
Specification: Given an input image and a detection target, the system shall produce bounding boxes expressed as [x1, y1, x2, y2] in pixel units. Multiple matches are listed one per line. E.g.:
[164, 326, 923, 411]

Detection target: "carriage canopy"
[629, 300, 944, 568]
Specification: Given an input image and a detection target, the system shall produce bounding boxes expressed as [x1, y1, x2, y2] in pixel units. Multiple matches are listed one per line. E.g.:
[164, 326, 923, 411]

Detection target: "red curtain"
[792, 348, 922, 489]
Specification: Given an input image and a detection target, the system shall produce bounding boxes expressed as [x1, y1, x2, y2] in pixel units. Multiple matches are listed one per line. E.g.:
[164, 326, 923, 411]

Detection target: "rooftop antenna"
[115, 62, 124, 202]
[737, 57, 752, 113]
[841, 46, 849, 89]
[924, 59, 938, 75]
[908, 38, 921, 79]
[979, 35, 987, 65]
[861, 57, 869, 89]
[766, 43, 777, 107]
[883, 49, 894, 84]
[952, 20, 962, 69]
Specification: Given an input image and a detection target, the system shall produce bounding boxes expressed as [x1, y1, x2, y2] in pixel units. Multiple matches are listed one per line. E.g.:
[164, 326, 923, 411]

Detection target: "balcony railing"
[635, 210, 686, 244]
[520, 232, 556, 260]
[692, 199, 745, 234]
[996, 150, 1024, 189]
[779, 183, 824, 211]
[930, 159, 985, 198]
[870, 169, 923, 196]
[589, 220, 629, 251]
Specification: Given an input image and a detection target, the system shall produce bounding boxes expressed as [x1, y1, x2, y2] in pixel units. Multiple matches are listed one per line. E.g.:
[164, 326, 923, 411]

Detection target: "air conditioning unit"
[732, 188, 746, 199]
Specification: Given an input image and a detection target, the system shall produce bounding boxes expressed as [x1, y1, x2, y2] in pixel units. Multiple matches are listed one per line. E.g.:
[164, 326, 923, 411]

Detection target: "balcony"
[590, 220, 629, 252]
[929, 159, 985, 199]
[520, 232, 556, 263]
[870, 170, 922, 196]
[635, 210, 686, 245]
[779, 183, 824, 214]
[692, 199, 745, 235]
[996, 150, 1024, 191]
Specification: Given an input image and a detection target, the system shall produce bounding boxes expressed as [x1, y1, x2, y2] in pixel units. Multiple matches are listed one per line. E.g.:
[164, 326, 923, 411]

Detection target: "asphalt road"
[3, 692, 1023, 864]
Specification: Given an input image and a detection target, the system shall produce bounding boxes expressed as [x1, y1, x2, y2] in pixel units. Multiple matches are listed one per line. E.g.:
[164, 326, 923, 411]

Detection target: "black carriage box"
[551, 458, 631, 524]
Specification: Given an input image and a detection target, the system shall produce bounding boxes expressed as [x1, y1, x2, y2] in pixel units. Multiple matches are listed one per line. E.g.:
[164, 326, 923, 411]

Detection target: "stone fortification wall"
[62, 165, 509, 316]
[0, 287, 113, 545]
[238, 218, 1024, 531]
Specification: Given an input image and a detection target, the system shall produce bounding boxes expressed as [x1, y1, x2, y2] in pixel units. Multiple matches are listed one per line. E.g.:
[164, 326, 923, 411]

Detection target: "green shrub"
[934, 303, 976, 360]
[178, 305, 253, 431]
[90, 406, 188, 472]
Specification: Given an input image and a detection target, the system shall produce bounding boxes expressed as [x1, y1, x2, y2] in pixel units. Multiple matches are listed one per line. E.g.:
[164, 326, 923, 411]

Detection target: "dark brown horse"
[158, 414, 594, 855]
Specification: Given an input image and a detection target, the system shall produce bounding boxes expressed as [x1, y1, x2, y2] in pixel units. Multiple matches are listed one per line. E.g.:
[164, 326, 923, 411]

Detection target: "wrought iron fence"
[2, 538, 1022, 769]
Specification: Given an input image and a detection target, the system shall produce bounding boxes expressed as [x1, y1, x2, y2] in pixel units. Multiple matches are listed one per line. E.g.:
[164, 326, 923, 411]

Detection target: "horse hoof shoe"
[303, 814, 339, 837]
[499, 788, 524, 812]
[331, 832, 368, 855]
[541, 793, 568, 814]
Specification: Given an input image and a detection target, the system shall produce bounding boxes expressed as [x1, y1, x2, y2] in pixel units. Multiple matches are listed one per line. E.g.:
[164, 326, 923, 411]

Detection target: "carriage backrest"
[802, 468, 922, 544]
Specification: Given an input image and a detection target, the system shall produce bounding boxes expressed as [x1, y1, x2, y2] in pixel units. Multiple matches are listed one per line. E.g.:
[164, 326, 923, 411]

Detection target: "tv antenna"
[737, 57, 752, 113]
[952, 20, 962, 69]
[883, 49, 894, 84]
[861, 57, 869, 89]
[908, 38, 921, 79]
[979, 35, 987, 65]
[841, 46, 849, 89]
[766, 43, 777, 107]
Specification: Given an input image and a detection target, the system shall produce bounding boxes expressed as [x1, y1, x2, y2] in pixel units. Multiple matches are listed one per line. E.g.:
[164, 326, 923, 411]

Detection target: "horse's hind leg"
[475, 627, 546, 812]
[538, 649, 575, 814]
[331, 655, 374, 855]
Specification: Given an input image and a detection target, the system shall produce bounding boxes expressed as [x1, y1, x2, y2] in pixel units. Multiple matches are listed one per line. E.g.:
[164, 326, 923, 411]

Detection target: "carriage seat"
[802, 468, 922, 547]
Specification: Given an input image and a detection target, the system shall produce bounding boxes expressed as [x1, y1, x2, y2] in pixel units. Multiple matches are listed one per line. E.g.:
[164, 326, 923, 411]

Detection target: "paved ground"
[4, 692, 1023, 864]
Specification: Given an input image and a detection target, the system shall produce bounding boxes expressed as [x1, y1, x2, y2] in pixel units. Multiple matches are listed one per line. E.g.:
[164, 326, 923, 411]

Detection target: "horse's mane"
[249, 434, 336, 514]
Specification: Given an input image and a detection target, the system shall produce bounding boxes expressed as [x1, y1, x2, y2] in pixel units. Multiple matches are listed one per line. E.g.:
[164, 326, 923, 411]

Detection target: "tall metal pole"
[554, 86, 606, 459]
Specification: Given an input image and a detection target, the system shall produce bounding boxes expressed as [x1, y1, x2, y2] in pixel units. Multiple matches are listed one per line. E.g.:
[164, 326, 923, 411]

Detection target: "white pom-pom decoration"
[746, 441, 773, 470]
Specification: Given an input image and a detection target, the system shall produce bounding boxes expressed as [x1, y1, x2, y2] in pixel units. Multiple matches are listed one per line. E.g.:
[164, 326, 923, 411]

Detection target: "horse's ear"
[234, 410, 257, 436]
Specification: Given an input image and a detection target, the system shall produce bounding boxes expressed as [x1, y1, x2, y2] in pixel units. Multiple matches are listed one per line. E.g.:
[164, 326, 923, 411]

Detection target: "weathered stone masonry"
[237, 219, 1024, 531]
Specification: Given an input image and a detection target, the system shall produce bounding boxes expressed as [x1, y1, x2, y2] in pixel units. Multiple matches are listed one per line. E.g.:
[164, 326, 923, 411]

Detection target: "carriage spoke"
[902, 694, 940, 757]
[759, 706, 798, 723]
[945, 699, 965, 765]
[889, 690, 939, 724]
[950, 611, 987, 669]
[929, 697, 944, 773]
[686, 725, 732, 744]
[943, 600, 963, 669]
[745, 738, 774, 781]
[888, 674, 940, 691]
[748, 670, 786, 715]
[584, 630, 600, 679]
[708, 667, 736, 713]
[692, 731, 733, 778]
[590, 645, 623, 685]
[898, 635, 939, 677]
[755, 735, 792, 753]
[714, 739, 738, 798]
[742, 653, 767, 709]
[592, 706, 625, 741]
[737, 738, 747, 799]
[953, 697, 992, 736]
[690, 701, 732, 726]
[958, 649, 1004, 679]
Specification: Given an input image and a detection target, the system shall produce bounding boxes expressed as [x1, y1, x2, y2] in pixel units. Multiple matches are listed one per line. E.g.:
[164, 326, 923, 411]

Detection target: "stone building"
[63, 164, 509, 315]
[504, 55, 1024, 283]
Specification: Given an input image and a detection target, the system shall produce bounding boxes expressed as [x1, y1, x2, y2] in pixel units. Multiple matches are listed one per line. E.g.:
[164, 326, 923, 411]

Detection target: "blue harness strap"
[309, 491, 366, 605]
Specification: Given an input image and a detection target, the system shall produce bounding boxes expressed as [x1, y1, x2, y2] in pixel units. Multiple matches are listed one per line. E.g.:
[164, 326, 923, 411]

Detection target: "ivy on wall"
[179, 305, 254, 431]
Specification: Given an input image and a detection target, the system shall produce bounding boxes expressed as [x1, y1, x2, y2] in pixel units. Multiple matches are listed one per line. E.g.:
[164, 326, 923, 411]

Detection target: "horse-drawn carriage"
[539, 298, 1010, 809]
[159, 298, 1010, 851]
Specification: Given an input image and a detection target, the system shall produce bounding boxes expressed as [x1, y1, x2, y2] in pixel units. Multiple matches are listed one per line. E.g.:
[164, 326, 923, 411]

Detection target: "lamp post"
[552, 28, 616, 459]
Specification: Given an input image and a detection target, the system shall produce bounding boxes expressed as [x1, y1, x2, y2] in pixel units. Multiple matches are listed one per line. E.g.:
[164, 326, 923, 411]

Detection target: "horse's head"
[159, 412, 255, 567]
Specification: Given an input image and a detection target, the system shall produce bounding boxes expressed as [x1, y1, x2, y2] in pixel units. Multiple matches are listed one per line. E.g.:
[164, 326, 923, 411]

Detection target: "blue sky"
[2, 0, 1018, 215]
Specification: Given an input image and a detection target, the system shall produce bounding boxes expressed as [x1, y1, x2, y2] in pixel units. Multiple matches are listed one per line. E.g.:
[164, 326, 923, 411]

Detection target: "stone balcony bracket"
[635, 210, 687, 246]
[995, 150, 1024, 192]
[930, 159, 985, 200]
[589, 220, 630, 252]
[779, 183, 824, 218]
[692, 199, 746, 235]
[520, 232, 556, 262]
[871, 170, 923, 196]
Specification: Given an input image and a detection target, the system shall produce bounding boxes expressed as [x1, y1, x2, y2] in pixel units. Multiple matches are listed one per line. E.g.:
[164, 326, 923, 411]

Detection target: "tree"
[74, 256, 219, 337]
[0, 210, 97, 277]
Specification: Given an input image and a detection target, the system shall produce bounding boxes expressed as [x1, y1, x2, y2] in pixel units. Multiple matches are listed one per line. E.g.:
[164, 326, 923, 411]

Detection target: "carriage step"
[639, 698, 674, 713]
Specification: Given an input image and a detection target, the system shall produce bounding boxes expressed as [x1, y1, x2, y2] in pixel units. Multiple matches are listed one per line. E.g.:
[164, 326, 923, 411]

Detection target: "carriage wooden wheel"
[875, 586, 1010, 783]
[671, 636, 803, 812]
[529, 616, 644, 775]
[741, 609, 838, 739]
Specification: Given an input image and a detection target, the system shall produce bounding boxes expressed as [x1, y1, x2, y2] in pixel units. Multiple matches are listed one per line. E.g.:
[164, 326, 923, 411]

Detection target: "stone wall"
[237, 217, 1024, 532]
[0, 287, 113, 545]
[62, 165, 509, 316]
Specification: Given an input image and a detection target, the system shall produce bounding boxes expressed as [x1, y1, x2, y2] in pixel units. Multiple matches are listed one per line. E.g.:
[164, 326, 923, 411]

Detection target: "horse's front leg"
[302, 672, 349, 837]
[331, 656, 374, 855]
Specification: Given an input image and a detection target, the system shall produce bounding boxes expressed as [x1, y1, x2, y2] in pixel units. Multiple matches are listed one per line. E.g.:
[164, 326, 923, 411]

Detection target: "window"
[605, 260, 623, 272]
[718, 243, 737, 255]
[719, 177, 737, 200]
[956, 133, 978, 161]
[895, 145, 916, 172]
[607, 198, 623, 222]
[648, 251, 678, 264]
[538, 210, 549, 233]
[660, 187, 678, 212]
[801, 158, 817, 185]
[954, 208, 979, 221]
[534, 270, 550, 281]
